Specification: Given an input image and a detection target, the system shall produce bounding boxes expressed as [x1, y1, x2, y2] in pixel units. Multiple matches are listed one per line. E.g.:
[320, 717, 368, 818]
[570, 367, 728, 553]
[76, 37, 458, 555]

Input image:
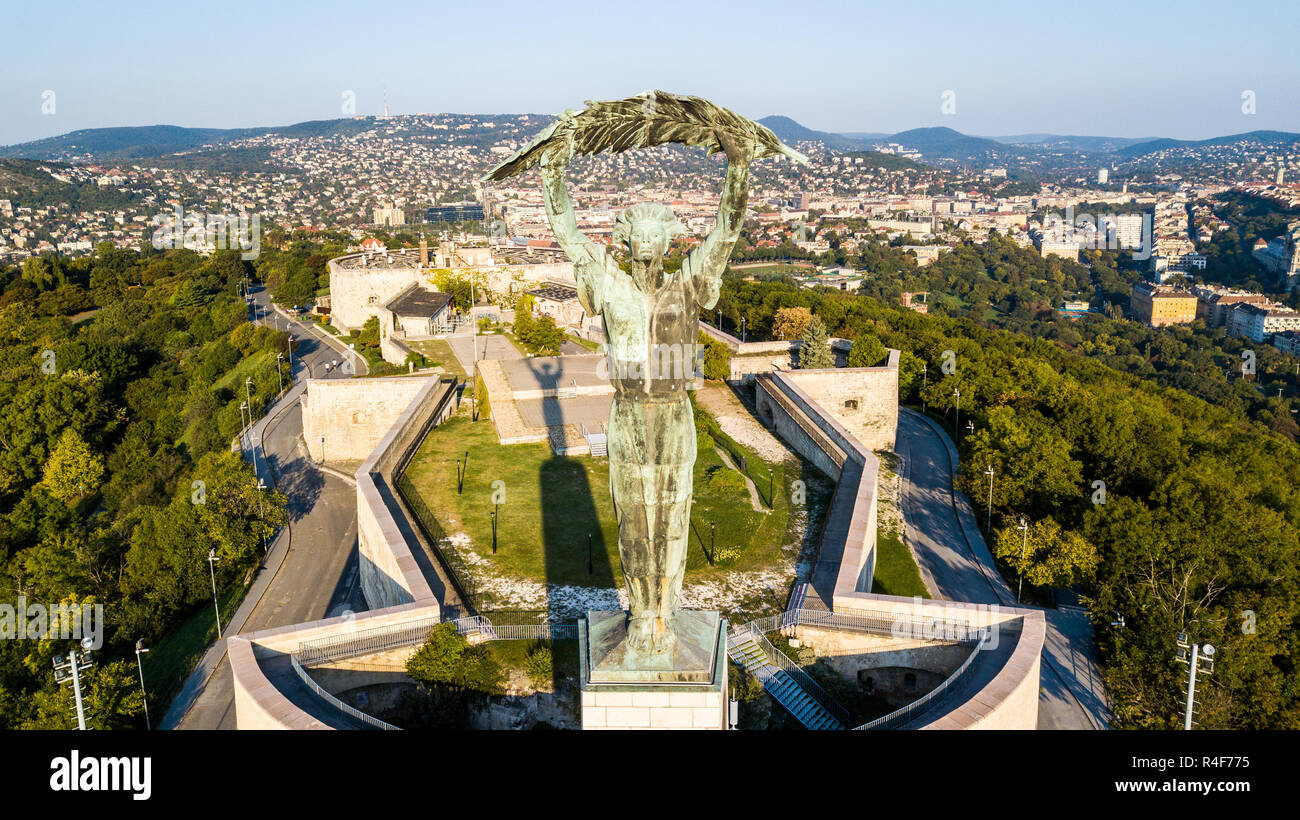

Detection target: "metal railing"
[288, 654, 400, 731]
[730, 607, 995, 731]
[730, 622, 850, 728]
[296, 613, 443, 666]
[853, 638, 984, 731]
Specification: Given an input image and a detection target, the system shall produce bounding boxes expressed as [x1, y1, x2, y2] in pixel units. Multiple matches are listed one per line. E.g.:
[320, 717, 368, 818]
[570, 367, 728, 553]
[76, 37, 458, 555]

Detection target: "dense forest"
[0, 243, 287, 728]
[713, 275, 1300, 729]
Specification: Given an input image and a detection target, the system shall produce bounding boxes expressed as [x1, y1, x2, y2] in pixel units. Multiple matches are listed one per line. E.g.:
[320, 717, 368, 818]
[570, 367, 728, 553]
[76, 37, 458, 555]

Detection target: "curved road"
[161, 287, 370, 730]
[896, 408, 1111, 730]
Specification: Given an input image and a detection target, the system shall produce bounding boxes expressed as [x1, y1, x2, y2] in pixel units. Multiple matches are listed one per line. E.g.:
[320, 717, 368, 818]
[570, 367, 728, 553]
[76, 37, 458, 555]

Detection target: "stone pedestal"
[578, 610, 729, 730]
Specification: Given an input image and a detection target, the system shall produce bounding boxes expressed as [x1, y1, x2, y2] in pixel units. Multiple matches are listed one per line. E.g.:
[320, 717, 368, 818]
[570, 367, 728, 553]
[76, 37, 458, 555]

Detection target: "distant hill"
[0, 125, 263, 161]
[1117, 129, 1300, 158]
[0, 158, 138, 210]
[837, 150, 927, 172]
[757, 116, 874, 151]
[885, 127, 1017, 163]
[0, 119, 376, 162]
[991, 134, 1155, 152]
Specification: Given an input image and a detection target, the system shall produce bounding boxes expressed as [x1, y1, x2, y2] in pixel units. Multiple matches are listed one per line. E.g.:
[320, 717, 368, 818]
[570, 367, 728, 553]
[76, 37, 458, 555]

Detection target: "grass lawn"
[401, 401, 806, 596]
[406, 339, 467, 377]
[146, 578, 253, 714]
[564, 333, 601, 353]
[870, 528, 929, 598]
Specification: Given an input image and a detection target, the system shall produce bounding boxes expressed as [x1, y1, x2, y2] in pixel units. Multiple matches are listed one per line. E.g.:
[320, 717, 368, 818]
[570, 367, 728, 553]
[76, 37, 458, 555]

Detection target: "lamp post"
[921, 362, 927, 412]
[984, 464, 994, 533]
[208, 548, 223, 639]
[490, 507, 498, 555]
[53, 640, 95, 731]
[1016, 516, 1029, 604]
[587, 532, 593, 575]
[256, 479, 268, 555]
[966, 419, 974, 443]
[1175, 634, 1216, 730]
[709, 521, 716, 566]
[244, 376, 258, 479]
[456, 458, 463, 495]
[276, 353, 284, 394]
[740, 316, 746, 343]
[768, 468, 774, 509]
[319, 435, 325, 464]
[952, 388, 961, 440]
[239, 400, 249, 432]
[135, 639, 151, 730]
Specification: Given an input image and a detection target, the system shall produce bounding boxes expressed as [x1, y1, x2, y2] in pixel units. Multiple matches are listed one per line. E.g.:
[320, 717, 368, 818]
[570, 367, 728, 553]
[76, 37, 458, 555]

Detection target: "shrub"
[524, 644, 553, 687]
[406, 622, 505, 694]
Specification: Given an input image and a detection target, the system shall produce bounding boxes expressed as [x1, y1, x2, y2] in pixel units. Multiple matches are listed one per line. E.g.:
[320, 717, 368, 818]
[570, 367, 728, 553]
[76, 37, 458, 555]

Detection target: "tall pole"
[208, 548, 223, 639]
[953, 389, 961, 441]
[1017, 516, 1029, 604]
[135, 640, 151, 730]
[1183, 643, 1200, 731]
[69, 650, 87, 731]
[276, 353, 284, 394]
[922, 363, 927, 413]
[985, 465, 994, 533]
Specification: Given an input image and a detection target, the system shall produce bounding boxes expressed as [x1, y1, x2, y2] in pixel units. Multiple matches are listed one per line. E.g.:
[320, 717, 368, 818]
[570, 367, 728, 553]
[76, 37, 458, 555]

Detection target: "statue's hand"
[715, 129, 755, 165]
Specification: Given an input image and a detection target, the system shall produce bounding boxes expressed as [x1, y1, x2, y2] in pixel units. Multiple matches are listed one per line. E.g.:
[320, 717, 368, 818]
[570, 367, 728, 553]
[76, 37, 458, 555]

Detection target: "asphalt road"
[163, 287, 368, 730]
[896, 408, 1111, 730]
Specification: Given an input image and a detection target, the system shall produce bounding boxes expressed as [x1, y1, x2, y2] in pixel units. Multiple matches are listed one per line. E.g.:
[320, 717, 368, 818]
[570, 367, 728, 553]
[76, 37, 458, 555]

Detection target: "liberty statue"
[488, 91, 805, 654]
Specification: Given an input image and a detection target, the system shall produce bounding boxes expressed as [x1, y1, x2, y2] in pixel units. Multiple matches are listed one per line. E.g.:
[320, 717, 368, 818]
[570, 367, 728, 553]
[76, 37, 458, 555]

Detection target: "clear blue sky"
[2, 0, 1297, 146]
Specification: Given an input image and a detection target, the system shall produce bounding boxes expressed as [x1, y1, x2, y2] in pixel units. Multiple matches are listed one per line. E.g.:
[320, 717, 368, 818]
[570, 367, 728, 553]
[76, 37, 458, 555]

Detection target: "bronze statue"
[487, 91, 805, 655]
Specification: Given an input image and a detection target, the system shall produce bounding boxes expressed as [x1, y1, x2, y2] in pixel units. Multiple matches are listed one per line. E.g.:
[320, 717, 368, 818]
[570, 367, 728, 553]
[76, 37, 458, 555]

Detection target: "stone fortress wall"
[232, 324, 1040, 731]
[301, 376, 433, 463]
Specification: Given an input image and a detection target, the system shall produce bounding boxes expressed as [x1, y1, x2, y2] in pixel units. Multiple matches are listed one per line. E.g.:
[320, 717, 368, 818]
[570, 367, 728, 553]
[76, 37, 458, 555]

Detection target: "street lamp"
[490, 507, 498, 555]
[740, 316, 746, 343]
[208, 548, 223, 639]
[921, 362, 927, 412]
[1016, 516, 1029, 604]
[239, 400, 249, 432]
[134, 639, 151, 730]
[952, 388, 961, 440]
[984, 464, 994, 533]
[319, 435, 325, 463]
[1176, 634, 1216, 730]
[276, 353, 284, 394]
[966, 419, 974, 441]
[587, 532, 593, 575]
[709, 521, 716, 565]
[53, 637, 95, 730]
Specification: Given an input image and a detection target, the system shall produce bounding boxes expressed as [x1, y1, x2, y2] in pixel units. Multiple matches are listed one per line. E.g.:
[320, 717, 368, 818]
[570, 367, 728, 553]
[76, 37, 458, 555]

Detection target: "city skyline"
[2, 0, 1298, 147]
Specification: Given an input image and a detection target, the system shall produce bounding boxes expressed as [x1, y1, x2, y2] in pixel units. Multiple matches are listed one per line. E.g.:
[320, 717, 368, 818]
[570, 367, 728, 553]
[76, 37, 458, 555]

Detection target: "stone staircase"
[728, 633, 843, 730]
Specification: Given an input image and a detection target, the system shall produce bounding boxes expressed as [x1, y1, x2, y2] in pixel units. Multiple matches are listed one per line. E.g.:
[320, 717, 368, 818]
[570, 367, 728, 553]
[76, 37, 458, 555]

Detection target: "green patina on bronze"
[487, 91, 805, 657]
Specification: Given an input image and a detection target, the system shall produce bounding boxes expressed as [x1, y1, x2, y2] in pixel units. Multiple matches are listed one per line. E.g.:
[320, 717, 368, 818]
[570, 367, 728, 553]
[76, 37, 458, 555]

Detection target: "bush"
[406, 622, 505, 694]
[524, 644, 553, 687]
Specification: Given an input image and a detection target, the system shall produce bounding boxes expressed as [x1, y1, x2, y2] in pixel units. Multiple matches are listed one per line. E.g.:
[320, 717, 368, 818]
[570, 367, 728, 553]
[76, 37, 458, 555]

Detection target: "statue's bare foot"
[626, 615, 677, 655]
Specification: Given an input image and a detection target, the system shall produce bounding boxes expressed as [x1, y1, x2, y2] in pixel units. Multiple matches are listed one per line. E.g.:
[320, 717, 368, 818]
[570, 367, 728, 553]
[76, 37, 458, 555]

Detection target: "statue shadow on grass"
[525, 358, 618, 690]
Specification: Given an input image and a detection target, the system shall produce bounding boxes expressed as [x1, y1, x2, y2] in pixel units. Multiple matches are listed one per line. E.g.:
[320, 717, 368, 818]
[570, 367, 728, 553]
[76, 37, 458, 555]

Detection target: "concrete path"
[896, 408, 1110, 730]
[160, 287, 369, 730]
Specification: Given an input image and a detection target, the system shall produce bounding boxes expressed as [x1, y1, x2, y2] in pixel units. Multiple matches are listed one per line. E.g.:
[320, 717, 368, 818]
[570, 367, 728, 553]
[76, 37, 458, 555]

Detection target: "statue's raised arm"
[688, 129, 754, 310]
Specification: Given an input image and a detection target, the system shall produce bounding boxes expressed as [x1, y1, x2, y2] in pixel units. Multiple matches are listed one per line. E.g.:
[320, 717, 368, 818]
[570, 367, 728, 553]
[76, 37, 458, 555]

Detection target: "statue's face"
[625, 220, 668, 262]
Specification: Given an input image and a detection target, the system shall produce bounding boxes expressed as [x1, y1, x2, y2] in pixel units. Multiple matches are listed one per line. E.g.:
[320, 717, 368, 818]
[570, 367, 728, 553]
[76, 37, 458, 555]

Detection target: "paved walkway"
[161, 289, 369, 730]
[896, 408, 1110, 730]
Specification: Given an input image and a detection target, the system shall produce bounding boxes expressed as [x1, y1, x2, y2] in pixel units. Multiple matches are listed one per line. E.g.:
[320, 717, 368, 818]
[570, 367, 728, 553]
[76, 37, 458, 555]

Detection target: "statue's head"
[613, 203, 685, 264]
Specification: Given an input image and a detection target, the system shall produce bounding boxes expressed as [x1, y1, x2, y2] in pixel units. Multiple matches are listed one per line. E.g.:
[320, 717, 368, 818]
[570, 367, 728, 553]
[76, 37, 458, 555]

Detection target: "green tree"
[993, 517, 1099, 590]
[406, 622, 504, 694]
[40, 428, 104, 503]
[846, 333, 886, 368]
[798, 316, 834, 369]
